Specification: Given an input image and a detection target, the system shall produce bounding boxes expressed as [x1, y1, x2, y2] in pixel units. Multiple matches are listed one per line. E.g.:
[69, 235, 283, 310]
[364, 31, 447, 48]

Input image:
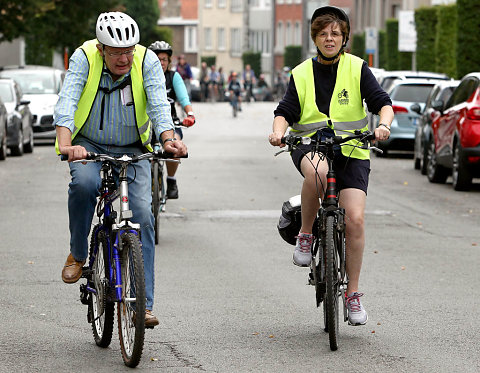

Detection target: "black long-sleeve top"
[274, 57, 392, 126]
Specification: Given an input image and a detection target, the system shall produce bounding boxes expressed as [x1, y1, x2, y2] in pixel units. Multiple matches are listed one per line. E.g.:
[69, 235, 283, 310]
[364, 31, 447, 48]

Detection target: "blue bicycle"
[66, 150, 175, 367]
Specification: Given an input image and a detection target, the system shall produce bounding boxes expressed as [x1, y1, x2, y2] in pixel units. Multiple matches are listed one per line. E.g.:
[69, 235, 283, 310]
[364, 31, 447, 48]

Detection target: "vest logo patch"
[338, 89, 349, 105]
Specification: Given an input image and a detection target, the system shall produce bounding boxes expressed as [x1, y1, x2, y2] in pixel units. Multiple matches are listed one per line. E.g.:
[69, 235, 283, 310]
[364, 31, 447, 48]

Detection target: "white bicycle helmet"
[96, 12, 140, 47]
[148, 41, 173, 56]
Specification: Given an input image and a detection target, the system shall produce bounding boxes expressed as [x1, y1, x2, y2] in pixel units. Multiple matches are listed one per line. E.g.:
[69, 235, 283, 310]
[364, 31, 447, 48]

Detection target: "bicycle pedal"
[81, 267, 92, 278]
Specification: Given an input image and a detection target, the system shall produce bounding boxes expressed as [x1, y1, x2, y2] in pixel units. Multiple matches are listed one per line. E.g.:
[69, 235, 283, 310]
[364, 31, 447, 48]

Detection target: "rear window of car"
[390, 84, 435, 103]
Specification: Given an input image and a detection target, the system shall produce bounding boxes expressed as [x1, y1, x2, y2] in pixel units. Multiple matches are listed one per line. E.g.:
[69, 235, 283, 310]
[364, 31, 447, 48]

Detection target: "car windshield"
[0, 70, 58, 94]
[0, 83, 14, 103]
[390, 84, 434, 103]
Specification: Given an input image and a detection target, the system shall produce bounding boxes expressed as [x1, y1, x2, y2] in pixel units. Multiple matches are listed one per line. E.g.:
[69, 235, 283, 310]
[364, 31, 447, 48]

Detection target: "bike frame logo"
[338, 89, 349, 105]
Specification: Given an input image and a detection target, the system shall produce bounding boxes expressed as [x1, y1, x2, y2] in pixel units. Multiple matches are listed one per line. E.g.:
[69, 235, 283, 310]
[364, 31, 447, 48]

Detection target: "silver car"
[0, 65, 65, 141]
[373, 79, 438, 156]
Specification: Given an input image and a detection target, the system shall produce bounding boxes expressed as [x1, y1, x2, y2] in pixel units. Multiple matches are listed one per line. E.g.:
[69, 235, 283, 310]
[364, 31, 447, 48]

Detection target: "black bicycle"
[277, 129, 380, 351]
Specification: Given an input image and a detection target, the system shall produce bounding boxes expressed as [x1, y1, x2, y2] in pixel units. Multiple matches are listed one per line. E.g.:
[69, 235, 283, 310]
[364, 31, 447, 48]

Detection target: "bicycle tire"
[117, 232, 146, 368]
[152, 161, 162, 244]
[325, 215, 339, 351]
[89, 226, 115, 347]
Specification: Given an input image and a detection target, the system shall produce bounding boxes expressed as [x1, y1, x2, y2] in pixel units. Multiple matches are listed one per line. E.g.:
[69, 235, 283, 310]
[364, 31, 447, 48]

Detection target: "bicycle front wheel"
[324, 215, 340, 351]
[89, 226, 115, 347]
[152, 161, 165, 244]
[117, 232, 146, 368]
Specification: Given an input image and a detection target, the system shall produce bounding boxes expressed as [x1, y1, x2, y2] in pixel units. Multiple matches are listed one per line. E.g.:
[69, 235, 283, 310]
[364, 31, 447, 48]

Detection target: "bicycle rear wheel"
[89, 226, 115, 347]
[117, 232, 146, 368]
[324, 215, 340, 351]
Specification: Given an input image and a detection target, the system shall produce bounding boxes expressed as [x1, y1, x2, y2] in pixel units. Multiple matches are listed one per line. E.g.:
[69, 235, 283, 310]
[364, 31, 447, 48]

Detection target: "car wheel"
[426, 137, 449, 183]
[414, 156, 421, 170]
[0, 124, 7, 161]
[421, 141, 429, 175]
[24, 128, 34, 154]
[452, 141, 472, 191]
[10, 127, 24, 156]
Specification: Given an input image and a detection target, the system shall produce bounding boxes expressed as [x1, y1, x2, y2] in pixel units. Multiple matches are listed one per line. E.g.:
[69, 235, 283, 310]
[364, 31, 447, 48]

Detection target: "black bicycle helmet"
[311, 6, 350, 61]
[148, 40, 172, 56]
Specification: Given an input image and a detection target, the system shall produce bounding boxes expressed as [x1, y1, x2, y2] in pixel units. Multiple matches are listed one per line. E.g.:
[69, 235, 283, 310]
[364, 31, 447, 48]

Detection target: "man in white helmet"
[54, 12, 186, 328]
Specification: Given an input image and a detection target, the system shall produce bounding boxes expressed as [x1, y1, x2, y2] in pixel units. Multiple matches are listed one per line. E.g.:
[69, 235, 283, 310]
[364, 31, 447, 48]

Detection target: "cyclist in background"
[148, 41, 196, 199]
[268, 6, 393, 326]
[228, 72, 242, 111]
[55, 12, 187, 328]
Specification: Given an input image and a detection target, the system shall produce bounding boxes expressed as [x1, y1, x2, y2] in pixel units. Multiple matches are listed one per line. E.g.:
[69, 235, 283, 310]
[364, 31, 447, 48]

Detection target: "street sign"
[365, 27, 378, 55]
[398, 10, 417, 52]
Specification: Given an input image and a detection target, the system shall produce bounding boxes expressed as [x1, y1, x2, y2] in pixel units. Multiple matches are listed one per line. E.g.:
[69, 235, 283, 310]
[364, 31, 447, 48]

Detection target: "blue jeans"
[68, 136, 156, 310]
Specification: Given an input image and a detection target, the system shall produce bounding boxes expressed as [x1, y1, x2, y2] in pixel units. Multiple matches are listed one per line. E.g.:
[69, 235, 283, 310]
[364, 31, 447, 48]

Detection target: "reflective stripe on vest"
[291, 53, 369, 160]
[55, 39, 152, 154]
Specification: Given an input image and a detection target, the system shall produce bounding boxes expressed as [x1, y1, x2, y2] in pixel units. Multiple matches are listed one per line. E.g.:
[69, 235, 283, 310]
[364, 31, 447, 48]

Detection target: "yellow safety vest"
[55, 39, 152, 154]
[291, 53, 369, 159]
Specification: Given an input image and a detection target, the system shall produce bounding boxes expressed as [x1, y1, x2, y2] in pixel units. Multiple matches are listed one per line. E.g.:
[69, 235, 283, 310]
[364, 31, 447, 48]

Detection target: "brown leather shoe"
[61, 253, 86, 283]
[145, 310, 159, 328]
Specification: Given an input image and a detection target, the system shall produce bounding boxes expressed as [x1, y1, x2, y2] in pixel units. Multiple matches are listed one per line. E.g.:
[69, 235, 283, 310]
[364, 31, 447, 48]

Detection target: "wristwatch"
[187, 111, 194, 116]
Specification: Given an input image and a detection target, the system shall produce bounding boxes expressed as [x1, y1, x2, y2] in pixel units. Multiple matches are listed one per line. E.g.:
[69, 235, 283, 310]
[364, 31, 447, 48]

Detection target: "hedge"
[283, 45, 302, 70]
[435, 4, 457, 78]
[415, 7, 438, 73]
[241, 51, 262, 76]
[385, 19, 412, 70]
[456, 0, 480, 78]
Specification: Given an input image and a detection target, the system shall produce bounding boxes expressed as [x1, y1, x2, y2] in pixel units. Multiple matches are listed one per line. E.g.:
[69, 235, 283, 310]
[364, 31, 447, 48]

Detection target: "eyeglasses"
[159, 57, 169, 62]
[317, 31, 343, 39]
[104, 48, 136, 57]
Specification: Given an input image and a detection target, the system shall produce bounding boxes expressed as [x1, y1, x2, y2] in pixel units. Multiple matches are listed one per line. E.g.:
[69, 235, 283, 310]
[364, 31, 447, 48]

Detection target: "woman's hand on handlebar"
[268, 131, 285, 147]
[374, 125, 390, 142]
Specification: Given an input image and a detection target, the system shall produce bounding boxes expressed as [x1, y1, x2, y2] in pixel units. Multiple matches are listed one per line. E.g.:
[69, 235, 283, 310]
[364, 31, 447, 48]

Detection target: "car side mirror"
[410, 103, 422, 114]
[431, 99, 444, 113]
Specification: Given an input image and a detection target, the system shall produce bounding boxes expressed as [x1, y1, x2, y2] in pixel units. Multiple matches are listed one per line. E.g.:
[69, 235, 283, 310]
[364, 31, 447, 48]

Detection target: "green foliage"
[351, 32, 366, 61]
[378, 30, 387, 68]
[385, 19, 412, 70]
[283, 46, 302, 70]
[435, 4, 457, 78]
[415, 7, 438, 72]
[456, 0, 480, 78]
[242, 51, 262, 75]
[201, 56, 216, 67]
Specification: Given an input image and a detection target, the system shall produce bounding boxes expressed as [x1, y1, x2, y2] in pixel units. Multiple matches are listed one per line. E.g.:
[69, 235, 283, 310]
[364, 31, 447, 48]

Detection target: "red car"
[427, 72, 480, 190]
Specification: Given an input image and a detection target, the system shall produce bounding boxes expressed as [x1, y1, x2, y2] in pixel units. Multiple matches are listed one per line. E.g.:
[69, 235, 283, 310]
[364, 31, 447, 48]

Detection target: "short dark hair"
[310, 13, 348, 44]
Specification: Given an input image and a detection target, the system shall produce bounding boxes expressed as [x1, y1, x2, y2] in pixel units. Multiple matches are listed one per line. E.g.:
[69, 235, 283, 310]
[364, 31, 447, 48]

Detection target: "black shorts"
[290, 130, 371, 194]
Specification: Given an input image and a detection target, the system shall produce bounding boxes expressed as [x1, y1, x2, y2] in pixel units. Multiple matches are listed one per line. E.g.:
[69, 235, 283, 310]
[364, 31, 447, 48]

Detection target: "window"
[276, 21, 283, 49]
[217, 28, 226, 51]
[250, 30, 271, 54]
[205, 0, 213, 8]
[218, 0, 226, 8]
[184, 26, 197, 53]
[446, 78, 479, 109]
[285, 21, 292, 46]
[294, 21, 301, 45]
[204, 28, 212, 50]
[231, 28, 241, 55]
[231, 0, 242, 12]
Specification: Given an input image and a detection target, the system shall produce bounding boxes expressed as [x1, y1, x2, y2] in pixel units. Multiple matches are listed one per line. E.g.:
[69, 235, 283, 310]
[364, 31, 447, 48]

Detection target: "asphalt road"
[0, 102, 479, 372]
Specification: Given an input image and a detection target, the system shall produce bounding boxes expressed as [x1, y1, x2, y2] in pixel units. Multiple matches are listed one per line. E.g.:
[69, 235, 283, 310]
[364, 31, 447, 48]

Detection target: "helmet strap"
[316, 46, 344, 62]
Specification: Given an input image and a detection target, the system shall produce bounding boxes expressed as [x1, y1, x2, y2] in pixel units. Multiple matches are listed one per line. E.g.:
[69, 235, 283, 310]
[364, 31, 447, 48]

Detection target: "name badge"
[121, 85, 134, 106]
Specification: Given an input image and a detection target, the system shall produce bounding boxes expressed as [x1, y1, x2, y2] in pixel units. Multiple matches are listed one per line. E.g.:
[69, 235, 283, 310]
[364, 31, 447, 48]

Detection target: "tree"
[0, 0, 54, 42]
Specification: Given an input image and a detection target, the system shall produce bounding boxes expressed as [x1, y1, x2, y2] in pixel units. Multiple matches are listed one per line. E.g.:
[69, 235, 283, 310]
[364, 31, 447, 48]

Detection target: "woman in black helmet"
[148, 41, 196, 199]
[268, 6, 394, 326]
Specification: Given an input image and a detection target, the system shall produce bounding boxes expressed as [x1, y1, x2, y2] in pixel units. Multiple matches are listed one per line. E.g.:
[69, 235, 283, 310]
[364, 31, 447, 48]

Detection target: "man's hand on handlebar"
[163, 139, 188, 157]
[60, 145, 88, 162]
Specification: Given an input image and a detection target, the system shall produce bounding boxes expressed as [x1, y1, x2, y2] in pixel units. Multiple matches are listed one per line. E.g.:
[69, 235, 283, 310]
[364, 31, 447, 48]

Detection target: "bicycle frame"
[85, 160, 141, 304]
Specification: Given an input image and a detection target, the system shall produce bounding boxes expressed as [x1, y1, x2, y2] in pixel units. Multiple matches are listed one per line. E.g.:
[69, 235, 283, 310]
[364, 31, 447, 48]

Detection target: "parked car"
[0, 99, 7, 160]
[0, 78, 34, 156]
[426, 72, 480, 190]
[0, 65, 65, 141]
[377, 70, 450, 93]
[412, 79, 460, 174]
[372, 79, 438, 155]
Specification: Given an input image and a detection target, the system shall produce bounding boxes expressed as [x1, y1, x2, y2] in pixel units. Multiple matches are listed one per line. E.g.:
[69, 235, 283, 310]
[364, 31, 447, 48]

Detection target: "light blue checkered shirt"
[54, 47, 173, 146]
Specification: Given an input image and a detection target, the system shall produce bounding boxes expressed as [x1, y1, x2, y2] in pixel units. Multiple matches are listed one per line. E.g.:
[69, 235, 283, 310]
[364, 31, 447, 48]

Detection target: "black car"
[412, 80, 459, 174]
[0, 99, 7, 160]
[0, 78, 34, 156]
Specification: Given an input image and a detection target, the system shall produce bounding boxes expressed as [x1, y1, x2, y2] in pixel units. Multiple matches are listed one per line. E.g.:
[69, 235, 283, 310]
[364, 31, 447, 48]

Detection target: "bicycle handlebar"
[60, 150, 188, 162]
[281, 130, 376, 146]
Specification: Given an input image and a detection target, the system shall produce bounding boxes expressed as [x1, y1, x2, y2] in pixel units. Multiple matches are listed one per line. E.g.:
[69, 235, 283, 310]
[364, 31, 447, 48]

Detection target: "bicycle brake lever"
[274, 149, 288, 156]
[369, 146, 383, 154]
